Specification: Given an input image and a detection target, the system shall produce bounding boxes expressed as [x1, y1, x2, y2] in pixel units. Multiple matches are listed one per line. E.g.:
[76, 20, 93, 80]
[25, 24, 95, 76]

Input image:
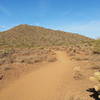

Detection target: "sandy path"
[0, 51, 74, 100]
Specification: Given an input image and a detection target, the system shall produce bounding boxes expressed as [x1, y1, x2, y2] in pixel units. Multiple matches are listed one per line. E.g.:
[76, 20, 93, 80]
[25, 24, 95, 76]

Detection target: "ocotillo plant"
[90, 72, 100, 98]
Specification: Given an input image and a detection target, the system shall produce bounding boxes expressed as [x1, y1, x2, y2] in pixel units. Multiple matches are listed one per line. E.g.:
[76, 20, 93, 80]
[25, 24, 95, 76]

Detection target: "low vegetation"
[90, 72, 100, 98]
[92, 39, 100, 54]
[0, 48, 57, 65]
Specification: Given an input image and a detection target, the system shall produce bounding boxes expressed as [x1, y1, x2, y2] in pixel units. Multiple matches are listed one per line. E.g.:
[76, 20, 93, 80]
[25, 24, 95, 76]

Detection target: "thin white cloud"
[62, 21, 100, 38]
[0, 4, 11, 16]
[0, 25, 5, 28]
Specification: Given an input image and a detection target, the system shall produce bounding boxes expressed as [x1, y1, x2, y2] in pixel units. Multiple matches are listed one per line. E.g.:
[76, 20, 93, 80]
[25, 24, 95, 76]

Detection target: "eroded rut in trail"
[0, 51, 75, 100]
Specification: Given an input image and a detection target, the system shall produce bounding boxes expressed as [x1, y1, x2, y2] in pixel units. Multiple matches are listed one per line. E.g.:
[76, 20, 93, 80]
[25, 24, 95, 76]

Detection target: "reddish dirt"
[0, 51, 94, 100]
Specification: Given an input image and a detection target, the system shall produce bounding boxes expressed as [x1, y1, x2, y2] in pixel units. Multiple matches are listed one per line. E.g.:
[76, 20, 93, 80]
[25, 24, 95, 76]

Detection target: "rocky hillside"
[0, 24, 93, 47]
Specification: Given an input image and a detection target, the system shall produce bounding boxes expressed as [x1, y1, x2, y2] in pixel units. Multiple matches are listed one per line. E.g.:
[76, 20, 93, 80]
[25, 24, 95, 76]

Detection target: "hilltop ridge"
[0, 24, 93, 47]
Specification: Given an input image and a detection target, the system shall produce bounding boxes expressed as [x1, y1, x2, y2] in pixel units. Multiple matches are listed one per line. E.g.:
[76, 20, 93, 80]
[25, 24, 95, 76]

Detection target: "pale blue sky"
[0, 0, 100, 38]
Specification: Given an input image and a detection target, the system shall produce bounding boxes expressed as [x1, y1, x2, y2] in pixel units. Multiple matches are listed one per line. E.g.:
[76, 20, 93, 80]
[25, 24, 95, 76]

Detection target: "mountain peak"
[0, 24, 93, 47]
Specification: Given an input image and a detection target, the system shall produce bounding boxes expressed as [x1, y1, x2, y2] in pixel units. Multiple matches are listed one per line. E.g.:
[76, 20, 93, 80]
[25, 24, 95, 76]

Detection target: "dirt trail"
[0, 51, 74, 100]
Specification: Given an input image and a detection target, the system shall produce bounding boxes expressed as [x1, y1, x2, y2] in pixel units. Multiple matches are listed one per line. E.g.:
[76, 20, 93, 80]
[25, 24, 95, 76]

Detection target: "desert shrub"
[47, 57, 57, 62]
[0, 48, 15, 58]
[73, 71, 84, 80]
[91, 65, 100, 70]
[93, 39, 100, 54]
[0, 48, 15, 65]
[73, 67, 84, 80]
[71, 56, 89, 61]
[3, 66, 13, 71]
[0, 74, 4, 80]
[0, 59, 6, 65]
[89, 72, 100, 98]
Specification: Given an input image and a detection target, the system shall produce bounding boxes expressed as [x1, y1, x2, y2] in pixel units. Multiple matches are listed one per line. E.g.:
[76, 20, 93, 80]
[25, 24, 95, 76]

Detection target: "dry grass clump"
[90, 63, 100, 70]
[0, 48, 15, 65]
[0, 48, 57, 65]
[66, 44, 93, 57]
[92, 39, 100, 54]
[47, 57, 57, 62]
[0, 48, 15, 58]
[14, 48, 57, 64]
[89, 72, 100, 99]
[3, 66, 13, 71]
[71, 56, 89, 61]
[73, 67, 84, 80]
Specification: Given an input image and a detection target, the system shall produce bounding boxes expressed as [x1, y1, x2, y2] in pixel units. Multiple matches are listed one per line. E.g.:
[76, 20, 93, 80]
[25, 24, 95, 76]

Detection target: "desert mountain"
[0, 24, 92, 47]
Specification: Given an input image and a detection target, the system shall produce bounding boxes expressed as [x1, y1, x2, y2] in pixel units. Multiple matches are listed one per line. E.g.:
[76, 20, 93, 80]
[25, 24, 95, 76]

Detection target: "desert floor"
[0, 51, 94, 100]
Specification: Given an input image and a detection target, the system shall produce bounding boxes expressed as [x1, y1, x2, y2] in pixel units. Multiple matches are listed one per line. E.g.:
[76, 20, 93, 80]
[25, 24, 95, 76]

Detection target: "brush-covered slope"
[0, 24, 93, 47]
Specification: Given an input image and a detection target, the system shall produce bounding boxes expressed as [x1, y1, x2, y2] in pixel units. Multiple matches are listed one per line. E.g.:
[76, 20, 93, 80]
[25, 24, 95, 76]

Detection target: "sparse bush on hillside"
[0, 48, 15, 58]
[0, 24, 92, 48]
[93, 39, 100, 54]
[0, 48, 15, 65]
